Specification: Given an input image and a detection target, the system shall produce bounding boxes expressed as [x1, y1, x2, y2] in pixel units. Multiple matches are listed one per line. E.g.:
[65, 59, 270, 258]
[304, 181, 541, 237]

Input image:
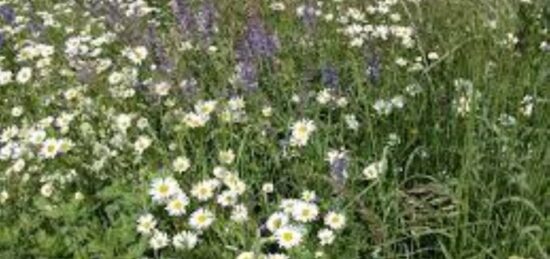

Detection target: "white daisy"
[172, 156, 191, 173]
[290, 119, 316, 147]
[149, 230, 169, 250]
[266, 212, 289, 233]
[165, 193, 190, 216]
[189, 208, 215, 230]
[317, 228, 335, 245]
[191, 180, 218, 201]
[40, 138, 61, 159]
[136, 213, 157, 235]
[324, 211, 346, 230]
[230, 204, 249, 223]
[275, 226, 303, 249]
[149, 177, 180, 203]
[266, 253, 289, 259]
[292, 201, 319, 223]
[172, 230, 199, 250]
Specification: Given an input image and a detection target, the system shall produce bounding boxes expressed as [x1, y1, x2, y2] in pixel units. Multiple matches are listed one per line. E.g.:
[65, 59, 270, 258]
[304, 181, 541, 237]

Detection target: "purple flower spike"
[196, 0, 216, 45]
[321, 65, 339, 90]
[242, 16, 279, 59]
[0, 5, 15, 25]
[171, 0, 195, 38]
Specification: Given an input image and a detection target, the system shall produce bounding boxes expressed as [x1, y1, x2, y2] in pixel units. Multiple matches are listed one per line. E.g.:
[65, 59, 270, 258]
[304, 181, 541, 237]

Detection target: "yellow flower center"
[281, 232, 294, 242]
[158, 185, 169, 194]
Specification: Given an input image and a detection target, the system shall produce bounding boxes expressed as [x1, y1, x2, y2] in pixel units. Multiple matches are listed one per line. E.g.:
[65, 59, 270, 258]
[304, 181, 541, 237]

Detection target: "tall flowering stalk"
[0, 5, 15, 25]
[321, 65, 339, 90]
[240, 15, 279, 60]
[196, 0, 216, 46]
[146, 25, 173, 73]
[365, 49, 381, 86]
[233, 15, 279, 91]
[170, 0, 195, 39]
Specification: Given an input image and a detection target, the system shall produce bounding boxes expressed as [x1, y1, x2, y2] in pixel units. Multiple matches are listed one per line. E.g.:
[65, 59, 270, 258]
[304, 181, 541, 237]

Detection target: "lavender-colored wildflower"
[196, 0, 216, 45]
[235, 59, 258, 91]
[146, 25, 173, 73]
[0, 5, 15, 24]
[299, 1, 317, 32]
[171, 0, 195, 38]
[321, 65, 339, 90]
[330, 157, 348, 187]
[366, 50, 381, 85]
[241, 16, 279, 59]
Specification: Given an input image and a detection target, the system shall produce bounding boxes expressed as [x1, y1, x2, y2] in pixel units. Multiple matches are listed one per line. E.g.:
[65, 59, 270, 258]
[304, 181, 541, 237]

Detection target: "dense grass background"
[0, 0, 548, 258]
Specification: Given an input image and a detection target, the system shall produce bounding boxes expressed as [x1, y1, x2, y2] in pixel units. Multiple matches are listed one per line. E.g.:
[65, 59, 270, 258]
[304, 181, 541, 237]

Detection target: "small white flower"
[275, 226, 303, 249]
[149, 230, 170, 250]
[230, 204, 249, 223]
[427, 52, 439, 60]
[0, 190, 8, 204]
[149, 177, 180, 203]
[11, 106, 23, 117]
[189, 208, 215, 230]
[292, 201, 319, 223]
[344, 114, 359, 130]
[316, 89, 332, 104]
[0, 70, 13, 85]
[290, 119, 316, 147]
[40, 138, 61, 159]
[191, 180, 217, 201]
[153, 81, 171, 96]
[172, 231, 199, 250]
[262, 106, 273, 117]
[166, 193, 190, 216]
[317, 228, 335, 245]
[266, 253, 289, 259]
[218, 149, 235, 165]
[262, 183, 274, 193]
[216, 190, 238, 207]
[134, 135, 152, 154]
[266, 212, 289, 233]
[137, 213, 157, 235]
[324, 211, 346, 230]
[40, 183, 54, 197]
[16, 67, 32, 84]
[172, 156, 191, 173]
[236, 252, 255, 259]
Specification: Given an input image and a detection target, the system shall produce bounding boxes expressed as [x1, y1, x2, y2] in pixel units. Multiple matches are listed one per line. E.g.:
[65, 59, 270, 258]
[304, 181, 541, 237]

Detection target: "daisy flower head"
[165, 193, 190, 216]
[280, 199, 299, 214]
[172, 156, 191, 173]
[290, 119, 316, 147]
[275, 225, 304, 249]
[136, 213, 157, 235]
[218, 149, 236, 165]
[236, 251, 255, 259]
[317, 228, 335, 246]
[191, 179, 219, 201]
[189, 208, 215, 230]
[216, 190, 239, 207]
[149, 177, 180, 203]
[152, 81, 171, 96]
[173, 230, 199, 250]
[266, 212, 289, 233]
[40, 138, 61, 159]
[149, 230, 170, 250]
[324, 211, 346, 230]
[291, 201, 319, 223]
[194, 99, 218, 115]
[267, 253, 289, 259]
[301, 190, 317, 203]
[262, 183, 274, 193]
[230, 204, 249, 223]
